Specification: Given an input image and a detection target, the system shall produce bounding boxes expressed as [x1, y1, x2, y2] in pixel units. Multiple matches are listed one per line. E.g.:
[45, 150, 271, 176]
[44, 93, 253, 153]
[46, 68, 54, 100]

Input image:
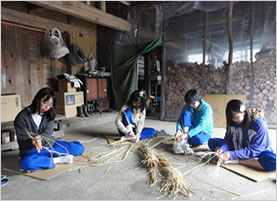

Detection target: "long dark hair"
[127, 90, 146, 112]
[225, 99, 251, 132]
[30, 87, 56, 121]
[184, 89, 202, 105]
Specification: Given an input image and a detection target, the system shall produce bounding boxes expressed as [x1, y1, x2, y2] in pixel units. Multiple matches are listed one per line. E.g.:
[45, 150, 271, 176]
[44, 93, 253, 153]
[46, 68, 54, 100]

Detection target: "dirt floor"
[1, 112, 276, 200]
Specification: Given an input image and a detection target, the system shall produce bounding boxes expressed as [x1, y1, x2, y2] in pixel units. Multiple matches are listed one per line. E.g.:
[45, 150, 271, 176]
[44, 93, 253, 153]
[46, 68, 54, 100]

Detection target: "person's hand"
[222, 152, 231, 161]
[175, 131, 188, 142]
[127, 131, 135, 137]
[32, 135, 42, 153]
[216, 148, 223, 157]
[135, 133, 141, 139]
[175, 131, 183, 142]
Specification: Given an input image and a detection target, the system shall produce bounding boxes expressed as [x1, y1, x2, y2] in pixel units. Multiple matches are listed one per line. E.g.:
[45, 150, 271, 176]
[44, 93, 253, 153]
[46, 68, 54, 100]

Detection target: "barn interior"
[1, 1, 276, 200]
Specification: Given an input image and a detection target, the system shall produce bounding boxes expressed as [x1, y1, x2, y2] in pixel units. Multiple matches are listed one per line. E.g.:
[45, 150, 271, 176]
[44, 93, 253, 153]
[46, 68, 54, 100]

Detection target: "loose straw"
[79, 137, 98, 144]
[213, 154, 224, 180]
[182, 154, 218, 176]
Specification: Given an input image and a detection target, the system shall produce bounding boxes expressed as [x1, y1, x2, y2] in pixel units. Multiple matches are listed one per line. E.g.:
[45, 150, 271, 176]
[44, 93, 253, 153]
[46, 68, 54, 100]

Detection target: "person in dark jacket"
[208, 99, 276, 172]
[14, 87, 84, 172]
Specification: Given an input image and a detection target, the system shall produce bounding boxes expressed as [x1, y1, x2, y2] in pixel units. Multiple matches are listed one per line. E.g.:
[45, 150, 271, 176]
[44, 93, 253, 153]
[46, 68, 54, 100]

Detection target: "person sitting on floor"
[173, 89, 213, 155]
[115, 90, 155, 143]
[208, 99, 276, 172]
[14, 87, 85, 172]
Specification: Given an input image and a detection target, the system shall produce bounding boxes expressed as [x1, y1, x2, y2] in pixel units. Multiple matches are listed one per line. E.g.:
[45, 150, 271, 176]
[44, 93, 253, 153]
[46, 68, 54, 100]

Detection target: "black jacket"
[14, 107, 55, 156]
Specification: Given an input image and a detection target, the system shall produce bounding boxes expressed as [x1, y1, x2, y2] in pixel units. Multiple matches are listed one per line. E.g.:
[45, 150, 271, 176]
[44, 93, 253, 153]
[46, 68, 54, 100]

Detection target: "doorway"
[137, 46, 162, 119]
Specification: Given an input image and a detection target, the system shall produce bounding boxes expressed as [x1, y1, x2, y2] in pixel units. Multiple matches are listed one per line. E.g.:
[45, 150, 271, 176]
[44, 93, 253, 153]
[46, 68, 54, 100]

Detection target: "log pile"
[230, 48, 276, 126]
[165, 47, 276, 127]
[166, 62, 226, 120]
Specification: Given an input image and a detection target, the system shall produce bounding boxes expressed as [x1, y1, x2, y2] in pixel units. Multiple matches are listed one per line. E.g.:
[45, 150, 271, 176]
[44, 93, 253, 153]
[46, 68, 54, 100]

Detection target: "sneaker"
[1, 178, 9, 187]
[58, 155, 74, 164]
[173, 141, 185, 154]
[156, 129, 171, 137]
[181, 141, 194, 155]
[19, 169, 31, 173]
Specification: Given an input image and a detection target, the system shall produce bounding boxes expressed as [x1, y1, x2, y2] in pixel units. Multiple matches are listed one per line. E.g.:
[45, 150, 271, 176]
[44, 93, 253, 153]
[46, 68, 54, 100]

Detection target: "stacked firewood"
[230, 48, 276, 126]
[165, 47, 276, 127]
[166, 62, 226, 120]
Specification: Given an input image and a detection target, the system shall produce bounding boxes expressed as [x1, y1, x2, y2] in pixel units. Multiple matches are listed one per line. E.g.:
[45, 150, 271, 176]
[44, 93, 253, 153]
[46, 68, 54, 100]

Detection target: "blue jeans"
[119, 108, 155, 140]
[208, 138, 276, 172]
[183, 110, 211, 146]
[19, 140, 84, 171]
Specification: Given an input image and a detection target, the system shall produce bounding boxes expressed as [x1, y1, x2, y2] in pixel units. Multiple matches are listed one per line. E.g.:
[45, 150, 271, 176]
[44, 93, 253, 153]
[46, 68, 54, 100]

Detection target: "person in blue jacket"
[173, 89, 213, 155]
[208, 99, 276, 172]
[14, 87, 84, 172]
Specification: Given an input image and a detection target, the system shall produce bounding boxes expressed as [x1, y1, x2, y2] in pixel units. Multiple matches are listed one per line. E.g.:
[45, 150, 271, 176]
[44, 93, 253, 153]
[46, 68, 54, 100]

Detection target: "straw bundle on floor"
[137, 145, 159, 184]
[157, 155, 193, 199]
[137, 145, 193, 199]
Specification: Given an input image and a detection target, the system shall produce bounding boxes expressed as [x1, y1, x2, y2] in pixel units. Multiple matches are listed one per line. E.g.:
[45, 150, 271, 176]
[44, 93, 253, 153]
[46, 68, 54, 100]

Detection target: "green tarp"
[111, 37, 163, 110]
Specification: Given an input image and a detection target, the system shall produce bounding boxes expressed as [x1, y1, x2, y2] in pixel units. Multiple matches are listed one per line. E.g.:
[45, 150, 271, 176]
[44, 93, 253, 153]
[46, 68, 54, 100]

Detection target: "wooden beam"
[100, 1, 106, 12]
[119, 1, 130, 6]
[1, 7, 96, 36]
[29, 1, 129, 31]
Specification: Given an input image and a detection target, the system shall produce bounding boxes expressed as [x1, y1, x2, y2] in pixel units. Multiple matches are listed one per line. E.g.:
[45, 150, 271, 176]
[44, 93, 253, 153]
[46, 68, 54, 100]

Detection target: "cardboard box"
[1, 95, 22, 123]
[55, 92, 84, 118]
[1, 131, 10, 144]
[58, 79, 76, 93]
[203, 94, 246, 128]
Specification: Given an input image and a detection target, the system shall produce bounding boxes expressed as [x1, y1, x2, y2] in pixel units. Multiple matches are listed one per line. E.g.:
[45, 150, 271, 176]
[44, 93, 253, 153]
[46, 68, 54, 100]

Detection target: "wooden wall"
[1, 2, 97, 107]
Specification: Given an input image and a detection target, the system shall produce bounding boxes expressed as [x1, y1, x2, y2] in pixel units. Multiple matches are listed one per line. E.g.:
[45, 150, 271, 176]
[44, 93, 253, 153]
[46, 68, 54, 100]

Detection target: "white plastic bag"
[41, 28, 69, 59]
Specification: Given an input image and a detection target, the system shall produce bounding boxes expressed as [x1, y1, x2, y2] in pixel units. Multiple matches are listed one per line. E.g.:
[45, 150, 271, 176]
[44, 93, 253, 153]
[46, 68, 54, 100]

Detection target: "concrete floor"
[1, 112, 276, 200]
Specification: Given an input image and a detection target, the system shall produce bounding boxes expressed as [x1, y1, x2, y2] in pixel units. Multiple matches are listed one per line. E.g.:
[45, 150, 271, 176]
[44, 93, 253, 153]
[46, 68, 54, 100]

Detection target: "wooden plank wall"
[1, 24, 66, 107]
[1, 2, 97, 107]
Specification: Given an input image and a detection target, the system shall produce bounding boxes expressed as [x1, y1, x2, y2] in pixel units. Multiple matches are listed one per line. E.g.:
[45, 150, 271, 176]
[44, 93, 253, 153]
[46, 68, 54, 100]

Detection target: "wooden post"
[145, 54, 151, 98]
[160, 36, 166, 121]
[203, 12, 208, 65]
[249, 2, 255, 106]
[227, 2, 233, 95]
[100, 1, 106, 12]
[202, 12, 208, 91]
[250, 2, 255, 65]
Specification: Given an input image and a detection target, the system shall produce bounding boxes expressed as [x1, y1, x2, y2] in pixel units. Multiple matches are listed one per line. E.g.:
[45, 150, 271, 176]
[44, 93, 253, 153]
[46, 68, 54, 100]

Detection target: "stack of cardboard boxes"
[1, 94, 21, 150]
[55, 79, 84, 118]
[1, 94, 22, 123]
